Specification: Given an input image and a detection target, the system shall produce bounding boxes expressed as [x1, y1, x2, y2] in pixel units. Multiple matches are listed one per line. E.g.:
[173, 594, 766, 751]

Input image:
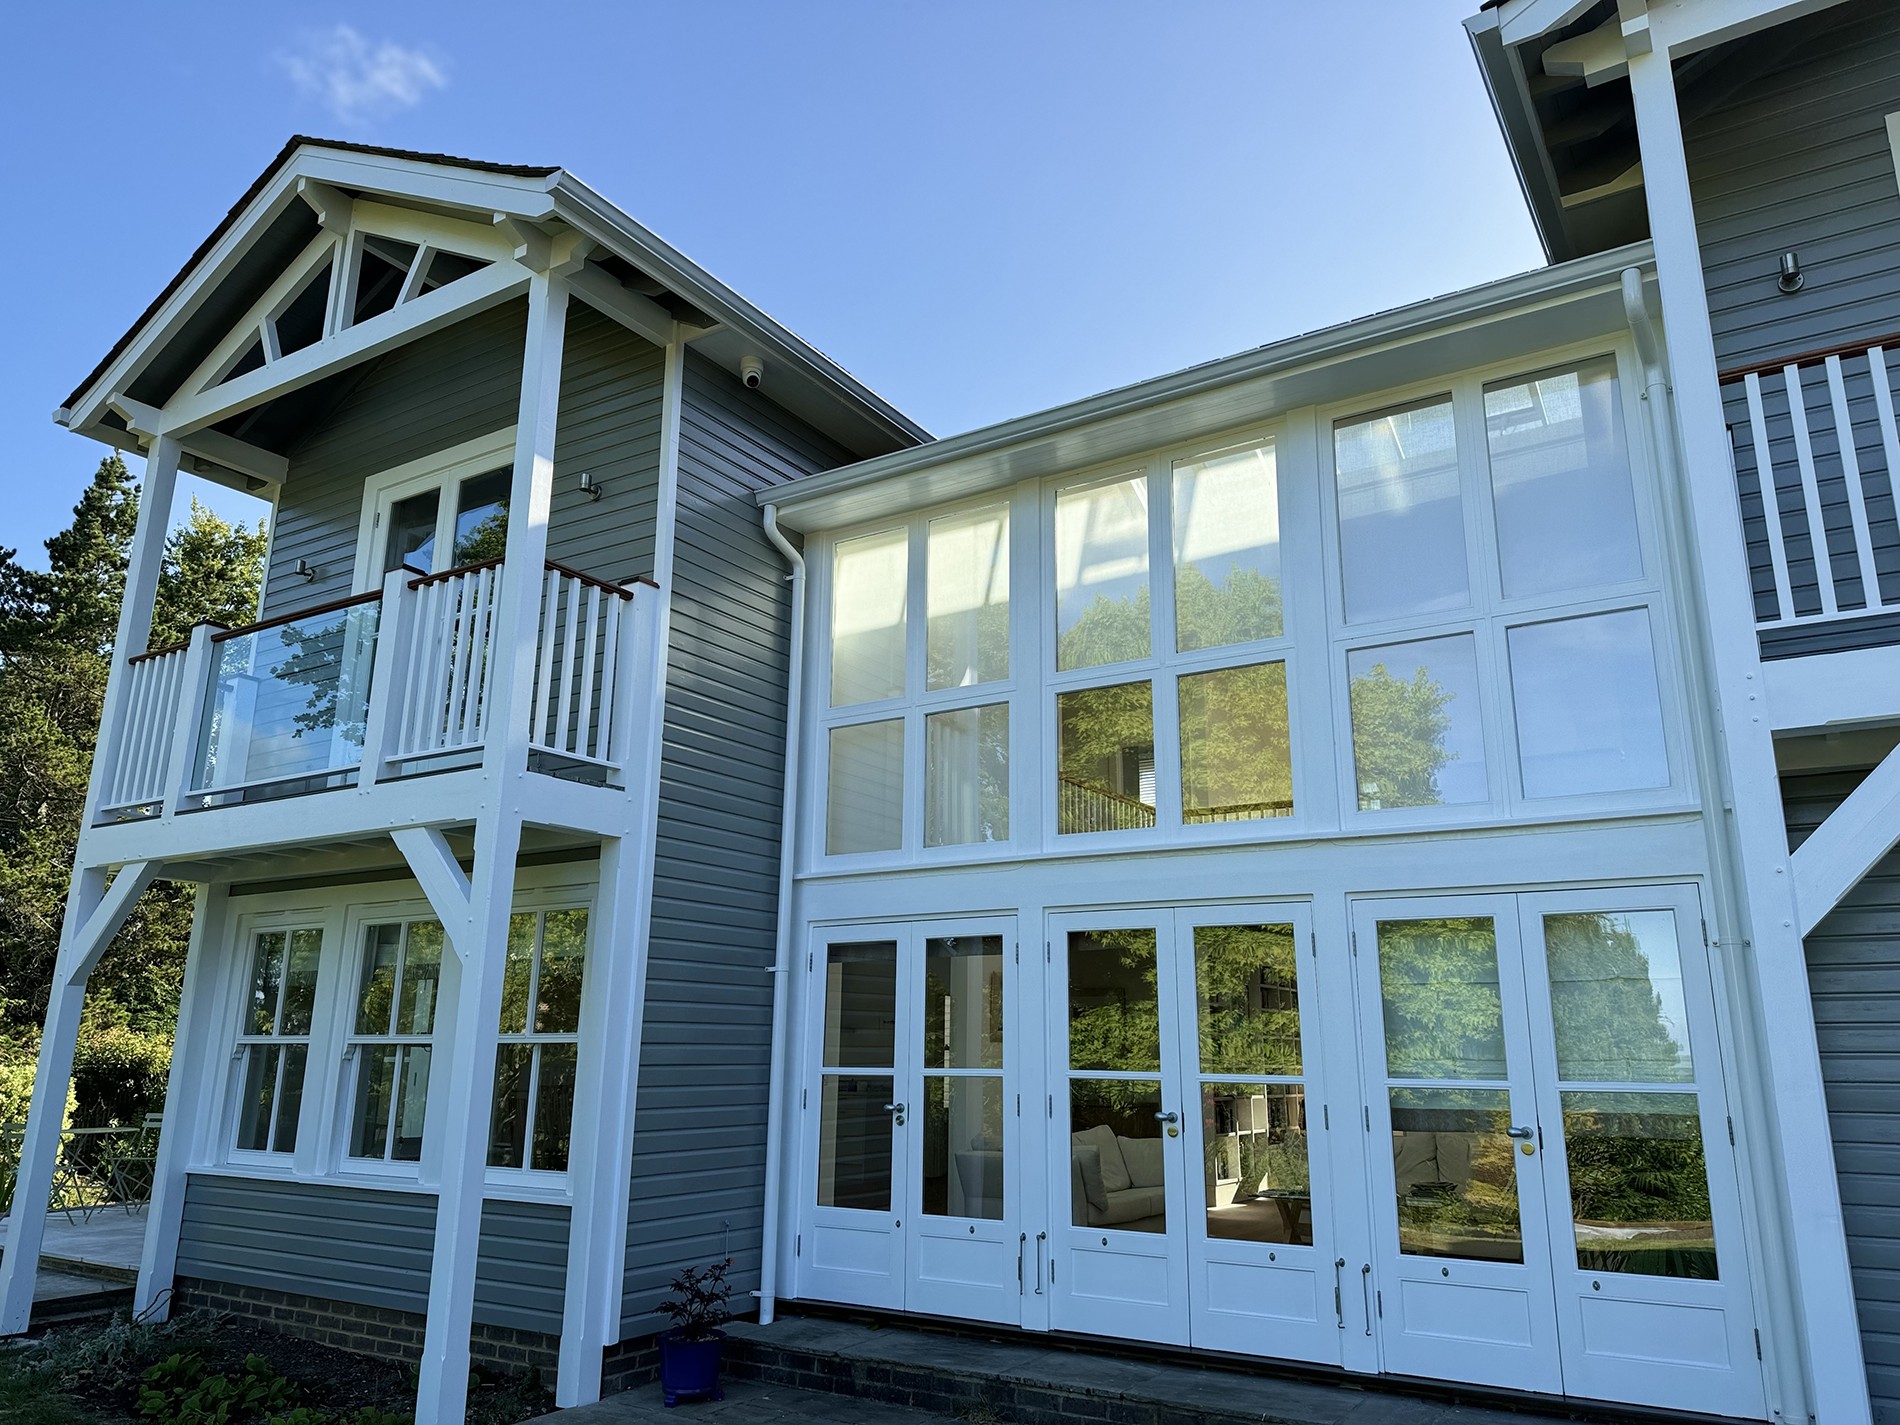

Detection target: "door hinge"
[1349, 930, 1358, 957]
[1364, 1105, 1371, 1132]
[1323, 1105, 1330, 1131]
[372, 511, 381, 529]
[1014, 943, 1019, 964]
[1376, 1289, 1383, 1319]
[1047, 1095, 1053, 1119]
[1015, 1094, 1021, 1117]
[1702, 918, 1710, 948]
[801, 1087, 807, 1110]
[1045, 940, 1052, 963]
[1309, 930, 1317, 959]
[795, 1234, 802, 1257]
[1754, 1328, 1762, 1360]
[1727, 1116, 1735, 1146]
[807, 951, 813, 972]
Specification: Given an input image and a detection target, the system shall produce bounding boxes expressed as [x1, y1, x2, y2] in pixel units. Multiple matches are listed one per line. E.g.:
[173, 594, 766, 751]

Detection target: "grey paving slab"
[530, 1377, 963, 1424]
[0, 1207, 147, 1276]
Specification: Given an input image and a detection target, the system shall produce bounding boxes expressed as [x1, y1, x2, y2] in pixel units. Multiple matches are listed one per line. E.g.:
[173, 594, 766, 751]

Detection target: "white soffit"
[764, 242, 1656, 533]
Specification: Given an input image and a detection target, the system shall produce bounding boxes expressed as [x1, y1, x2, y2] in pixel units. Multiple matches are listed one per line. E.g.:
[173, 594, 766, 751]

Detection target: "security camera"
[740, 354, 765, 390]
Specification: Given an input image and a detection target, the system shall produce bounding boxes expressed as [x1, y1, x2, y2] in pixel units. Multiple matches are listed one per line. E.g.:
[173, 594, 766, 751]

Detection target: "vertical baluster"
[530, 567, 560, 752]
[575, 584, 602, 759]
[133, 657, 168, 803]
[399, 581, 433, 756]
[553, 576, 582, 754]
[1784, 362, 1840, 616]
[1824, 354, 1883, 610]
[422, 579, 456, 751]
[442, 573, 475, 748]
[111, 660, 148, 805]
[595, 590, 622, 767]
[1869, 348, 1900, 608]
[1743, 373, 1797, 625]
[157, 656, 185, 800]
[468, 564, 500, 746]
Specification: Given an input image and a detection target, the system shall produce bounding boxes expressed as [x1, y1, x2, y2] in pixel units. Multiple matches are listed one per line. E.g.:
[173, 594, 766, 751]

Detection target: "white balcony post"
[0, 860, 158, 1333]
[408, 266, 568, 1425]
[1626, 44, 1869, 1425]
[82, 435, 183, 829]
[160, 624, 219, 817]
[136, 881, 230, 1318]
[358, 568, 414, 790]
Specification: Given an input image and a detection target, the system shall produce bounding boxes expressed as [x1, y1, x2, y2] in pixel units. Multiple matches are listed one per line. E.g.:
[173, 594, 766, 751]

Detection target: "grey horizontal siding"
[621, 353, 849, 1335]
[1684, 1, 1900, 374]
[258, 300, 662, 623]
[1784, 771, 1900, 1420]
[262, 304, 529, 619]
[175, 1174, 570, 1336]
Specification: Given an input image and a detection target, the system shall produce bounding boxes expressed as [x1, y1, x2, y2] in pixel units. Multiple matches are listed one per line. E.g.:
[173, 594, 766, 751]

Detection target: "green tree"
[1347, 661, 1455, 809]
[0, 460, 266, 1126]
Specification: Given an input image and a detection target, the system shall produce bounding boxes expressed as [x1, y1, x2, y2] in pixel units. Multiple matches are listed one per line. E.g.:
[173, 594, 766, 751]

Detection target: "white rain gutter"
[755, 502, 805, 1327]
[1620, 267, 1811, 1424]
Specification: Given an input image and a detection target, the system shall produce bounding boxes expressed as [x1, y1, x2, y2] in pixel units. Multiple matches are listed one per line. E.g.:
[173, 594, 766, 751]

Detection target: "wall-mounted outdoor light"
[1778, 251, 1805, 294]
[293, 558, 319, 581]
[579, 470, 606, 502]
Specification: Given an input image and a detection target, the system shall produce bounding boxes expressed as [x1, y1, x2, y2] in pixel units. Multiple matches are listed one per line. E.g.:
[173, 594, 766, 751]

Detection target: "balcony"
[92, 558, 646, 843]
[1723, 335, 1900, 659]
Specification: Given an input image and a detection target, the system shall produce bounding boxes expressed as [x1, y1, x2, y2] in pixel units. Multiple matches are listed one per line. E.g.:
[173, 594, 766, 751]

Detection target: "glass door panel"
[1049, 919, 1188, 1345]
[804, 936, 906, 1309]
[1180, 910, 1337, 1364]
[907, 927, 1019, 1325]
[1518, 891, 1761, 1419]
[1355, 900, 1561, 1394]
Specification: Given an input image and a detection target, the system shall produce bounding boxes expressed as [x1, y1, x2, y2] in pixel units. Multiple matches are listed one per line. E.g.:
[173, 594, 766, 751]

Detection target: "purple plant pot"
[658, 1327, 726, 1407]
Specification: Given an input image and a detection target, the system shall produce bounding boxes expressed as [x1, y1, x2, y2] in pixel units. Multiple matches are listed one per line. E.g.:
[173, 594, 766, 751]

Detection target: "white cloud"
[279, 25, 447, 126]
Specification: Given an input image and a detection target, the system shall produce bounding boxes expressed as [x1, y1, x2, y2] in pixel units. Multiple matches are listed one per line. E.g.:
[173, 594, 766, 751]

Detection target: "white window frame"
[801, 335, 1694, 876]
[1316, 340, 1692, 831]
[221, 912, 339, 1171]
[338, 910, 446, 1172]
[201, 868, 596, 1203]
[487, 902, 594, 1186]
[350, 426, 519, 593]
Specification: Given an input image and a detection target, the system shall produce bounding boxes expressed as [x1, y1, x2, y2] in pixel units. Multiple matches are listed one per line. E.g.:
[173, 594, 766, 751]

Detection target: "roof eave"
[1465, 8, 1576, 264]
[759, 239, 1657, 529]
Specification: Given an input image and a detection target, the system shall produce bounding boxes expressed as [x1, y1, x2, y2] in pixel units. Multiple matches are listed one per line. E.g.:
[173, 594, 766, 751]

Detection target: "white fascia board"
[761, 241, 1655, 532]
[549, 174, 931, 450]
[1494, 0, 1606, 45]
[63, 148, 560, 437]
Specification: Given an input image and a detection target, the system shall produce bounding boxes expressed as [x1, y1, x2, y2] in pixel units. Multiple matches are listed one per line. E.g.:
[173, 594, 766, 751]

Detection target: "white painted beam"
[295, 177, 353, 233]
[1543, 17, 1629, 85]
[160, 261, 531, 437]
[568, 265, 677, 349]
[393, 826, 474, 945]
[107, 396, 288, 486]
[1792, 745, 1900, 936]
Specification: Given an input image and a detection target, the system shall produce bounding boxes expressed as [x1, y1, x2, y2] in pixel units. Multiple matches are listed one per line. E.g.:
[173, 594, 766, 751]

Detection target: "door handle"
[1153, 1110, 1179, 1124]
[1034, 1231, 1047, 1295]
[884, 1101, 907, 1126]
[1017, 1233, 1026, 1295]
[1360, 1263, 1373, 1337]
[1506, 1125, 1534, 1140]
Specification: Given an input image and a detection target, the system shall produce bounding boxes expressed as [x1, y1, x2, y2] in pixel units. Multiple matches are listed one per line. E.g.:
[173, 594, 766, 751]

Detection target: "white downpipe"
[1621, 267, 1811, 1425]
[756, 503, 805, 1327]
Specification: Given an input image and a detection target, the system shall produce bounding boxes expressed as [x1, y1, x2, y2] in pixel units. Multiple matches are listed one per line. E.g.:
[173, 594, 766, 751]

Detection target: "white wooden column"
[0, 861, 159, 1333]
[404, 266, 569, 1425]
[555, 332, 683, 1398]
[1626, 45, 1871, 1425]
[136, 882, 230, 1317]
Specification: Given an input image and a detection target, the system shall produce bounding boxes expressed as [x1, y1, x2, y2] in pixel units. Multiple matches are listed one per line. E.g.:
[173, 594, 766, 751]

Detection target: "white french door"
[799, 919, 1020, 1323]
[1046, 905, 1340, 1364]
[1353, 889, 1761, 1416]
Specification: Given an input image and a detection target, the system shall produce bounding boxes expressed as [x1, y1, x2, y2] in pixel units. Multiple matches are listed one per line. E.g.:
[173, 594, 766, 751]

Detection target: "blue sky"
[0, 1, 1542, 569]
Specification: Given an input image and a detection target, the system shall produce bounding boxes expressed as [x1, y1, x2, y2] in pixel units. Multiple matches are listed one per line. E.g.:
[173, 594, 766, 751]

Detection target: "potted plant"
[656, 1256, 734, 1406]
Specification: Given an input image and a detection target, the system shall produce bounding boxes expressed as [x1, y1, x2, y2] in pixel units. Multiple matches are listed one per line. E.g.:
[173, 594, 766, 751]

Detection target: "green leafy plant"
[656, 1258, 734, 1341]
[138, 1350, 297, 1425]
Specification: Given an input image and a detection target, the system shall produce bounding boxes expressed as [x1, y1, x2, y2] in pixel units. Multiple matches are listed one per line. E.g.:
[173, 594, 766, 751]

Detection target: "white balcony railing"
[92, 557, 641, 824]
[1724, 336, 1900, 631]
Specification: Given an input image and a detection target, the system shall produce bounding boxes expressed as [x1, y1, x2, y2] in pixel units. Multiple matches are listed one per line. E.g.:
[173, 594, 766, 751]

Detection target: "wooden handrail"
[407, 555, 505, 591]
[1717, 330, 1900, 385]
[126, 620, 233, 664]
[544, 558, 638, 601]
[210, 589, 382, 644]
